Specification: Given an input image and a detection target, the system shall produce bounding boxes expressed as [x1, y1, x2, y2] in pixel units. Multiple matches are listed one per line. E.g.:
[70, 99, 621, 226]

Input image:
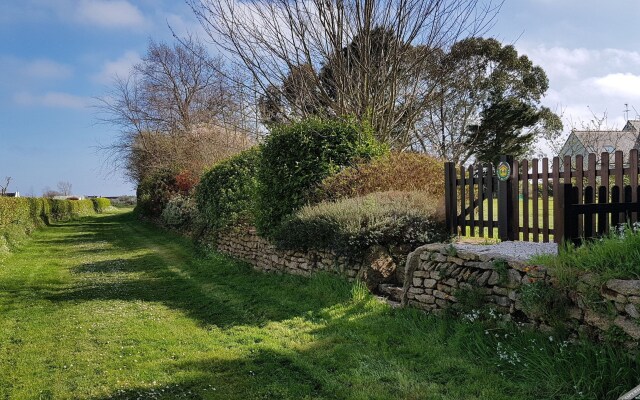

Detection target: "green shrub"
[256, 118, 387, 237]
[519, 280, 568, 324]
[195, 147, 260, 232]
[273, 191, 448, 255]
[136, 168, 180, 218]
[92, 198, 112, 213]
[161, 195, 198, 228]
[49, 199, 94, 221]
[316, 152, 445, 203]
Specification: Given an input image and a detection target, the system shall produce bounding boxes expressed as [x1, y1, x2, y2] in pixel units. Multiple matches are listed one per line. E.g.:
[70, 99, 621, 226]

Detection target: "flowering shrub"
[161, 195, 197, 228]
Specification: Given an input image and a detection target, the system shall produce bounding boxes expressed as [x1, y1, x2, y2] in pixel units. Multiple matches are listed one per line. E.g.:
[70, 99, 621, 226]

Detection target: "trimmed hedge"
[316, 152, 445, 202]
[195, 147, 260, 232]
[273, 191, 449, 255]
[0, 197, 98, 256]
[256, 118, 387, 237]
[91, 198, 112, 213]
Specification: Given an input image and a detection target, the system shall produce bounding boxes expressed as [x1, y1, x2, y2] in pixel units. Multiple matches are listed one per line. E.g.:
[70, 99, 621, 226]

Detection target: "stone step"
[377, 283, 404, 302]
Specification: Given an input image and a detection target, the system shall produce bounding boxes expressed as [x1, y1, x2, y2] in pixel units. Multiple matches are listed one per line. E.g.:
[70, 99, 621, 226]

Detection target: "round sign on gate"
[497, 161, 511, 181]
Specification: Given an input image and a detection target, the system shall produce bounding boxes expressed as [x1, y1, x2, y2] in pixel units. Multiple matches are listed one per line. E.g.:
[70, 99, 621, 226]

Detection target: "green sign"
[497, 161, 511, 181]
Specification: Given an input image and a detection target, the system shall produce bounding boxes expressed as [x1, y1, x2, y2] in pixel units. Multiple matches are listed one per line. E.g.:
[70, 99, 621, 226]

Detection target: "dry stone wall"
[216, 226, 406, 289]
[403, 243, 640, 347]
[216, 226, 640, 347]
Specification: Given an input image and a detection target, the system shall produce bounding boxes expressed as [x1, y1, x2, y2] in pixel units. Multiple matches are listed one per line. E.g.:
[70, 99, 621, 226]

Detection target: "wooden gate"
[444, 149, 640, 243]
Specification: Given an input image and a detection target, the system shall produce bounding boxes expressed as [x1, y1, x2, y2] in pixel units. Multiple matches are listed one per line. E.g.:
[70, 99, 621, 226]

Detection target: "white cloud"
[24, 59, 73, 80]
[518, 45, 640, 82]
[0, 0, 148, 30]
[14, 91, 92, 109]
[510, 44, 640, 132]
[93, 51, 140, 84]
[75, 0, 147, 29]
[590, 73, 640, 100]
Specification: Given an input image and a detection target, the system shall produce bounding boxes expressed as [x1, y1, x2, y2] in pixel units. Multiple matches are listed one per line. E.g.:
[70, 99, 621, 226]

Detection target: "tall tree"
[189, 0, 502, 149]
[414, 37, 561, 164]
[97, 37, 254, 183]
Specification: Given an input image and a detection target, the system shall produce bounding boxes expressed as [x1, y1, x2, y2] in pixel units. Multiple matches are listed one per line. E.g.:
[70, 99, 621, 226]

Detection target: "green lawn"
[0, 211, 634, 399]
[461, 198, 556, 242]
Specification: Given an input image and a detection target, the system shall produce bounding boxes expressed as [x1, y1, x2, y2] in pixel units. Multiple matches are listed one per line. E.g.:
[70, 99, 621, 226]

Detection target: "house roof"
[572, 129, 639, 154]
[624, 120, 640, 132]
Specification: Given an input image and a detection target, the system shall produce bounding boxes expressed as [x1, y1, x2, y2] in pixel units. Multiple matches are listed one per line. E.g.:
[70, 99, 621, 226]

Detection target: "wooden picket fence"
[444, 149, 640, 243]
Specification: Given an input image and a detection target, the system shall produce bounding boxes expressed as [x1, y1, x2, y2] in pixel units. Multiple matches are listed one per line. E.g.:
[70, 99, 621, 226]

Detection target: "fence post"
[562, 183, 578, 245]
[444, 162, 455, 234]
[498, 155, 515, 241]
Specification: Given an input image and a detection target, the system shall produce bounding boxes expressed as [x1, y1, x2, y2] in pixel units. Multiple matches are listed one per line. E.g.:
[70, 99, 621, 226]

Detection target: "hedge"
[255, 118, 386, 237]
[316, 152, 445, 203]
[195, 147, 260, 232]
[0, 197, 99, 256]
[91, 198, 112, 213]
[136, 169, 179, 218]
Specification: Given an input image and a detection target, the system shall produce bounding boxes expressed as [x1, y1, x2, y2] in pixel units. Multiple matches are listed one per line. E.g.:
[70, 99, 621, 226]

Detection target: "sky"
[1, 0, 640, 196]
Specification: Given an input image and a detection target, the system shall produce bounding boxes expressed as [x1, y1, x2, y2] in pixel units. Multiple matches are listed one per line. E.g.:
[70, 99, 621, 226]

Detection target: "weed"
[454, 286, 486, 313]
[604, 325, 631, 345]
[519, 280, 569, 324]
[492, 259, 509, 285]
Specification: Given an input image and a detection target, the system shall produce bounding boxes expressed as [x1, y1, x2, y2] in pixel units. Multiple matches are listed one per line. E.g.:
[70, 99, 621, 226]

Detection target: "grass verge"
[530, 226, 640, 281]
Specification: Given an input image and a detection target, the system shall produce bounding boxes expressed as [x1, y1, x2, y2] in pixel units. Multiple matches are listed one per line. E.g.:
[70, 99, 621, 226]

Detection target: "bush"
[136, 168, 181, 218]
[256, 118, 387, 237]
[273, 191, 449, 255]
[91, 198, 112, 213]
[161, 195, 198, 228]
[316, 152, 445, 202]
[519, 280, 568, 324]
[195, 147, 260, 232]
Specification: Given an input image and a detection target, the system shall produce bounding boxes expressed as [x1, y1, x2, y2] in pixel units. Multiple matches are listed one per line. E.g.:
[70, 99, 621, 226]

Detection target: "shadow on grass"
[44, 212, 353, 329]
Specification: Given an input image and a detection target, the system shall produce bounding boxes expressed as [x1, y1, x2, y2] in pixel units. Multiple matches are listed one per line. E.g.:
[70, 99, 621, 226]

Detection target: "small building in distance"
[559, 120, 640, 163]
[52, 195, 85, 200]
[0, 192, 20, 197]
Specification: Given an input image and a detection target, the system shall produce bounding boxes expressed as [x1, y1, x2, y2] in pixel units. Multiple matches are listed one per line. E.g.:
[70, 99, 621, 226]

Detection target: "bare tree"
[97, 36, 255, 183]
[0, 177, 11, 196]
[42, 187, 61, 198]
[57, 181, 73, 196]
[188, 0, 502, 149]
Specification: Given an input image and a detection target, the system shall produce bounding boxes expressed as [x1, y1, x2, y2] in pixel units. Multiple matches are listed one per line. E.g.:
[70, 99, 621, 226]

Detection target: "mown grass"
[0, 210, 636, 399]
[459, 198, 556, 242]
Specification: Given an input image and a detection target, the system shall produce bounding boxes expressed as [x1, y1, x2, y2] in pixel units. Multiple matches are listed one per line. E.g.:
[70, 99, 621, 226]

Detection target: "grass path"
[0, 211, 631, 399]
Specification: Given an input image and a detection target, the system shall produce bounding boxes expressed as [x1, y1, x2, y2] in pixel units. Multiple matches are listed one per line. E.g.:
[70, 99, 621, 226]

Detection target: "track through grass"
[0, 211, 634, 399]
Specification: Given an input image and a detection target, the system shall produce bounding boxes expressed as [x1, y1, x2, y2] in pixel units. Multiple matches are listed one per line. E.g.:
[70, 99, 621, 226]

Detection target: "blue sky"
[1, 0, 640, 196]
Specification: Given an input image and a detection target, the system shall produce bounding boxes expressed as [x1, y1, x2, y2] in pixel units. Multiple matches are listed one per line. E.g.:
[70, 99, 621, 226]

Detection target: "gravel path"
[454, 241, 557, 262]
